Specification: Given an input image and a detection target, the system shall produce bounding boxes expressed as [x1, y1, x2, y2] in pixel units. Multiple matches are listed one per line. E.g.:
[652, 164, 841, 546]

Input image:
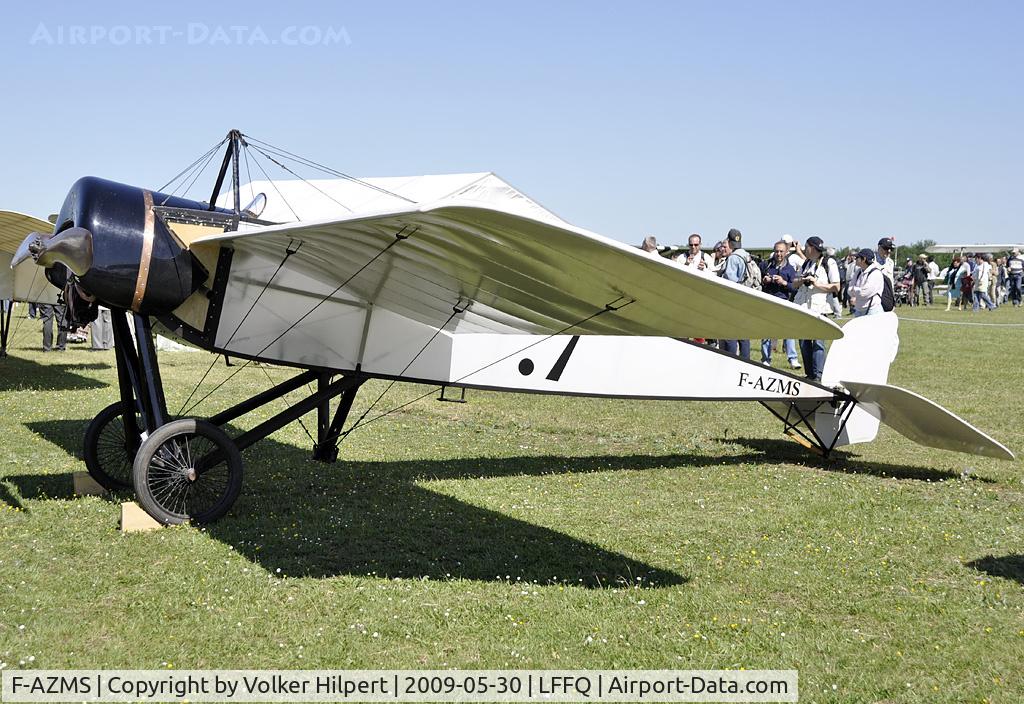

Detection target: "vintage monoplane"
[7, 130, 1013, 525]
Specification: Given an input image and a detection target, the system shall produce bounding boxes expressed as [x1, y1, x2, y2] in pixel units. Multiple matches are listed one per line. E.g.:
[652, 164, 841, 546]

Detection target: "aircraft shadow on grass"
[967, 555, 1024, 586]
[0, 355, 109, 392]
[13, 421, 991, 585]
[729, 437, 993, 483]
[14, 420, 996, 586]
[0, 481, 25, 511]
[14, 418, 698, 588]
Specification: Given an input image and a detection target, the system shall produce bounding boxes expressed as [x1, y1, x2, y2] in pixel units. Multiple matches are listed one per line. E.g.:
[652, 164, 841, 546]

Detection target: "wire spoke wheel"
[132, 419, 242, 525]
[83, 402, 145, 491]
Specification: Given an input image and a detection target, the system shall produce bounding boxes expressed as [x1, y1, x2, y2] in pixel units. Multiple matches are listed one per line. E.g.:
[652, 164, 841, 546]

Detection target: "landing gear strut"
[84, 308, 365, 523]
[759, 395, 857, 459]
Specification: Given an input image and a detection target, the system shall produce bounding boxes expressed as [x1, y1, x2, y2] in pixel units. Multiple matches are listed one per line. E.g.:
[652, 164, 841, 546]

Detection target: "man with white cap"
[1008, 248, 1023, 307]
[781, 234, 804, 270]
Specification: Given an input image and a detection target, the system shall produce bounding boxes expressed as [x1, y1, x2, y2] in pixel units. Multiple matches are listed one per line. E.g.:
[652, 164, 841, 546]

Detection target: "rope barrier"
[898, 315, 1024, 328]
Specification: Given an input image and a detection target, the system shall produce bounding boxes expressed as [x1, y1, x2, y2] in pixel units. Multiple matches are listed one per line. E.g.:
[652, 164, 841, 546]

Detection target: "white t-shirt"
[679, 250, 715, 276]
[794, 256, 841, 315]
[975, 261, 992, 288]
[877, 256, 894, 282]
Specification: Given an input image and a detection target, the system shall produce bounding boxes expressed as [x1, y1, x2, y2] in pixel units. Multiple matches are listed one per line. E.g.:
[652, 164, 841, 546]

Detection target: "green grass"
[1, 304, 1022, 703]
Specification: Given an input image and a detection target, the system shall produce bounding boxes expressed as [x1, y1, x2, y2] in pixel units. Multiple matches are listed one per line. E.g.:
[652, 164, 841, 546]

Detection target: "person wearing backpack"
[716, 237, 752, 359]
[848, 249, 888, 316]
[679, 233, 716, 275]
[793, 236, 840, 381]
[722, 228, 763, 291]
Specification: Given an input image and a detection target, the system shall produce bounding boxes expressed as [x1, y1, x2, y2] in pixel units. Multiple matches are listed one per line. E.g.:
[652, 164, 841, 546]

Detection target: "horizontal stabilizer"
[842, 381, 1014, 461]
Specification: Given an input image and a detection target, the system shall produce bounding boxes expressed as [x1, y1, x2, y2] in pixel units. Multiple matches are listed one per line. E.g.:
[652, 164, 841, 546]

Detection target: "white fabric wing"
[0, 210, 58, 303]
[196, 201, 842, 341]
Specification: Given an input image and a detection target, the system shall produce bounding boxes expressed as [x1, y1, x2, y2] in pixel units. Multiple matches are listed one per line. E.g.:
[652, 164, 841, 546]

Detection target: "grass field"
[0, 304, 1022, 702]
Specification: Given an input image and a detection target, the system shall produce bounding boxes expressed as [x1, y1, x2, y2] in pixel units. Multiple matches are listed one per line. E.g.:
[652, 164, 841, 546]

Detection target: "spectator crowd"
[940, 248, 1022, 311]
[639, 231, 1024, 383]
[3, 300, 114, 352]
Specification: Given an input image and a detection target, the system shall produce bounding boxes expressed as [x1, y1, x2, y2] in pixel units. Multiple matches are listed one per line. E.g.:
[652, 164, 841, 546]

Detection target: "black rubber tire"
[132, 418, 242, 525]
[83, 402, 145, 491]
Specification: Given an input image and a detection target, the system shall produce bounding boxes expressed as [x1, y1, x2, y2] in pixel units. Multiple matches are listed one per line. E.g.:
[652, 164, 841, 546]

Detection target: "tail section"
[774, 312, 1012, 461]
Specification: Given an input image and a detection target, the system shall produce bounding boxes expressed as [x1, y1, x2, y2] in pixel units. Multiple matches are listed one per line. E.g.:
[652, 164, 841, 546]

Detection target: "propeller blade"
[11, 227, 94, 275]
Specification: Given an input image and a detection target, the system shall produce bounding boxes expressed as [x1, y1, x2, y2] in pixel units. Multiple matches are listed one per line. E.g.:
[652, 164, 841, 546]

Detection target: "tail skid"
[765, 313, 1013, 461]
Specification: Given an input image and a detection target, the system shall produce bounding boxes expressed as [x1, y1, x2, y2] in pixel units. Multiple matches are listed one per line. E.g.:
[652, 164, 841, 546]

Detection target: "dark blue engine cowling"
[52, 176, 221, 315]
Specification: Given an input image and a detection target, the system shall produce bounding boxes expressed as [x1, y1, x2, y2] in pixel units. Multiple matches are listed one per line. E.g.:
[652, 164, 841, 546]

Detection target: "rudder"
[813, 312, 900, 448]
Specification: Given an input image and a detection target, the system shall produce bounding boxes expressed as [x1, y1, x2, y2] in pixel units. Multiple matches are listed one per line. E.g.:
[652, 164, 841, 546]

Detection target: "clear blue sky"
[1, 1, 1020, 249]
